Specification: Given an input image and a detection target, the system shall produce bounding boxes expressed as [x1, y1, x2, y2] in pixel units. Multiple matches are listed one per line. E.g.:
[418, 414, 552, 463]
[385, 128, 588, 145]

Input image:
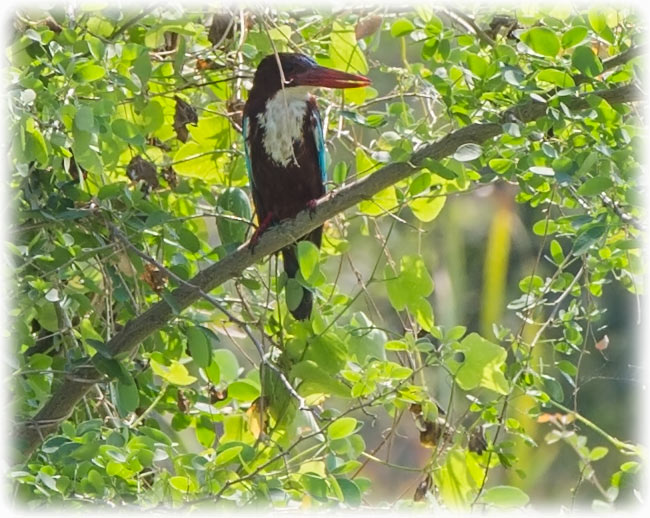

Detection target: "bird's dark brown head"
[249, 53, 371, 100]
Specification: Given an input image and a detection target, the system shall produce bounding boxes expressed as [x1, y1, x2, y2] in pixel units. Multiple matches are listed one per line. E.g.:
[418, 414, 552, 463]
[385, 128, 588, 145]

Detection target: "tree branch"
[15, 81, 644, 460]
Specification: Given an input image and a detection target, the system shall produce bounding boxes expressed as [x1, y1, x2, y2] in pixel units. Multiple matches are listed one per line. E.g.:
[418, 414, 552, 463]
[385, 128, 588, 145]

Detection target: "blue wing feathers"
[242, 115, 254, 188]
[312, 110, 327, 187]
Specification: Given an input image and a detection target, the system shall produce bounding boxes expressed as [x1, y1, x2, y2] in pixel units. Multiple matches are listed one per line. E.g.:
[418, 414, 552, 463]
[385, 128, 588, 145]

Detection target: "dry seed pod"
[173, 96, 198, 142]
[209, 386, 228, 404]
[413, 473, 432, 501]
[177, 390, 189, 413]
[355, 15, 382, 40]
[141, 263, 167, 293]
[161, 166, 178, 189]
[126, 155, 159, 192]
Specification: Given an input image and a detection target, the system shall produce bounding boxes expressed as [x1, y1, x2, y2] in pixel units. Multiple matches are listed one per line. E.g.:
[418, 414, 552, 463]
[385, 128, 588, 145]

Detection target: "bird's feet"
[248, 212, 274, 251]
[306, 199, 318, 218]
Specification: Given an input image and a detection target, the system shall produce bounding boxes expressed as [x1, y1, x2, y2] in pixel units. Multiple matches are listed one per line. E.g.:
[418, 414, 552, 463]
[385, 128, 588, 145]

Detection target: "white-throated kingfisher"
[243, 53, 370, 320]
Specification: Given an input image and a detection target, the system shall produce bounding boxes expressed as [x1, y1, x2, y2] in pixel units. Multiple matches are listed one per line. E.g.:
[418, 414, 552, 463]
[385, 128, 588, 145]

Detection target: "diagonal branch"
[15, 81, 644, 460]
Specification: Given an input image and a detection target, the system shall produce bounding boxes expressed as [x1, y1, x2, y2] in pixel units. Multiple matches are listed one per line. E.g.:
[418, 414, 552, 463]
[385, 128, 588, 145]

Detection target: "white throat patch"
[257, 87, 311, 167]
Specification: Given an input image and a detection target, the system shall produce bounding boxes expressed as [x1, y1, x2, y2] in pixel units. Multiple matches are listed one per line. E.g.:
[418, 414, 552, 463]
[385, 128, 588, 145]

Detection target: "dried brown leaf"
[142, 263, 168, 293]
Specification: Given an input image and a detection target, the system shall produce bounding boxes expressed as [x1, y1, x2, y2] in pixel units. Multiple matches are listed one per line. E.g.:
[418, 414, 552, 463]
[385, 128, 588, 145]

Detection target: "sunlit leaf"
[520, 27, 561, 57]
[481, 485, 530, 508]
[444, 333, 509, 394]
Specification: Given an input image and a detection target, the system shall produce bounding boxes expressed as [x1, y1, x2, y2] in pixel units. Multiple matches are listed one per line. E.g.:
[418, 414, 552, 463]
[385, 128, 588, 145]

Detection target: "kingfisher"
[243, 53, 370, 320]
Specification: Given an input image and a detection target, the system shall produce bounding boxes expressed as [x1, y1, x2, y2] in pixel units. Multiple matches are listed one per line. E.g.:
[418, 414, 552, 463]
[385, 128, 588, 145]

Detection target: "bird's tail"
[281, 228, 322, 321]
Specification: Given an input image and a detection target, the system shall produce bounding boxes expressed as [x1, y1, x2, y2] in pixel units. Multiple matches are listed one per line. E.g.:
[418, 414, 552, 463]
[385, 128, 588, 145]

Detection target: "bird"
[242, 53, 370, 320]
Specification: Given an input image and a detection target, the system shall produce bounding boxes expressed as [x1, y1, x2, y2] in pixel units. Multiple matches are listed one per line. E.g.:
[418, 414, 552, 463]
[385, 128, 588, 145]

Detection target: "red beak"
[293, 66, 371, 89]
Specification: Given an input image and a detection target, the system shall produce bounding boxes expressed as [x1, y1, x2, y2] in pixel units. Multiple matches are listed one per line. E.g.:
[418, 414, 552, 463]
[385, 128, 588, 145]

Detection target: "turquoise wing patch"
[312, 110, 327, 187]
[242, 115, 253, 187]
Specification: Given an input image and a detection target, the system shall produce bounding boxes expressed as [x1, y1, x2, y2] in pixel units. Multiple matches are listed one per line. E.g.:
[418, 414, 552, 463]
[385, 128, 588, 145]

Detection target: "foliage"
[8, 4, 643, 512]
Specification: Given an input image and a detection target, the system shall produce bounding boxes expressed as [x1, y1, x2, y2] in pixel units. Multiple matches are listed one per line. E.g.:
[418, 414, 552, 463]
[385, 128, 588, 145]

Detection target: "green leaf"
[195, 415, 216, 448]
[434, 447, 483, 509]
[203, 358, 220, 385]
[453, 143, 482, 162]
[133, 50, 152, 85]
[589, 446, 609, 461]
[74, 106, 95, 132]
[142, 101, 164, 133]
[348, 312, 386, 363]
[150, 359, 197, 386]
[177, 227, 201, 253]
[588, 10, 608, 37]
[328, 417, 359, 439]
[329, 22, 368, 74]
[444, 333, 509, 394]
[467, 53, 488, 78]
[385, 340, 408, 351]
[213, 349, 239, 382]
[228, 380, 260, 402]
[301, 473, 328, 501]
[355, 147, 381, 177]
[291, 360, 351, 398]
[621, 461, 640, 473]
[410, 195, 446, 223]
[86, 35, 105, 60]
[216, 187, 252, 245]
[336, 477, 362, 506]
[537, 68, 575, 87]
[409, 172, 432, 195]
[215, 445, 243, 466]
[384, 255, 434, 311]
[520, 27, 561, 57]
[423, 158, 458, 179]
[26, 127, 48, 165]
[572, 46, 603, 77]
[169, 476, 197, 493]
[561, 26, 588, 48]
[488, 158, 513, 175]
[327, 21, 369, 104]
[359, 185, 398, 216]
[297, 241, 320, 282]
[409, 297, 435, 332]
[390, 18, 415, 38]
[186, 326, 211, 368]
[87, 469, 105, 494]
[529, 166, 555, 177]
[481, 485, 530, 508]
[74, 63, 106, 82]
[532, 219, 557, 236]
[285, 278, 304, 312]
[116, 374, 139, 416]
[173, 116, 231, 180]
[550, 239, 564, 263]
[557, 359, 577, 376]
[577, 176, 613, 196]
[111, 118, 140, 143]
[576, 151, 599, 177]
[333, 161, 348, 184]
[573, 224, 607, 255]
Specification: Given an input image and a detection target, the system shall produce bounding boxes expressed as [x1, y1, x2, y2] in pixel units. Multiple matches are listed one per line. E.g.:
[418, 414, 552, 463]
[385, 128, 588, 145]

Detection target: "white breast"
[256, 87, 311, 167]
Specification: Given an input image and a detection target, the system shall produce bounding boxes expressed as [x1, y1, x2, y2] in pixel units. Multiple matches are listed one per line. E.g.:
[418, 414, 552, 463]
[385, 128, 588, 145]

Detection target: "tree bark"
[15, 81, 644, 460]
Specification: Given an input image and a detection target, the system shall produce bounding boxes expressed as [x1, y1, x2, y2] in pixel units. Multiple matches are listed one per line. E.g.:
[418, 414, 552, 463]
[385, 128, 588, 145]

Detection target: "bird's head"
[250, 53, 371, 98]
